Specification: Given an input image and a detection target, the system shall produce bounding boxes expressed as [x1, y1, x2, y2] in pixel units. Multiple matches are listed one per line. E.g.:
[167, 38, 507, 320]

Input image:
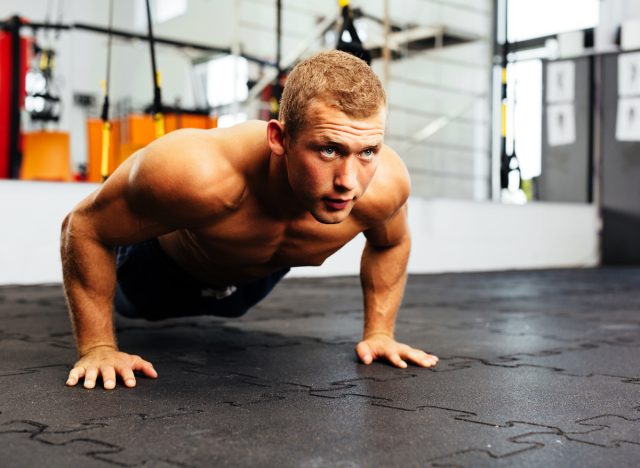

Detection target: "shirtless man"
[61, 50, 439, 390]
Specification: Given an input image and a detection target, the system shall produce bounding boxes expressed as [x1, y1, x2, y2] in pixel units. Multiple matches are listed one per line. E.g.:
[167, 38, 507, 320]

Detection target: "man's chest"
[183, 209, 364, 268]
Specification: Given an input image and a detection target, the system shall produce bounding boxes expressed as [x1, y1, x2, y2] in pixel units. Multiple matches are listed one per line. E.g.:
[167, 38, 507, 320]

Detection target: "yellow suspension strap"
[152, 71, 165, 138]
[145, 0, 165, 139]
[100, 0, 115, 182]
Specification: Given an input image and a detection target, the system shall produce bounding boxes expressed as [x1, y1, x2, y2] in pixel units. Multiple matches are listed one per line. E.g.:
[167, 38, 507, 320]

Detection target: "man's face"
[284, 100, 386, 224]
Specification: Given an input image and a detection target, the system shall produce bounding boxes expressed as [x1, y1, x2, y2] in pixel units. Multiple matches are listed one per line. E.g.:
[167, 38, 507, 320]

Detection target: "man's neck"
[265, 153, 309, 221]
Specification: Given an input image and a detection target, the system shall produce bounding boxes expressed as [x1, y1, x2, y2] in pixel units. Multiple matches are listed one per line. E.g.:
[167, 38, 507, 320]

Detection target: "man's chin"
[310, 208, 350, 224]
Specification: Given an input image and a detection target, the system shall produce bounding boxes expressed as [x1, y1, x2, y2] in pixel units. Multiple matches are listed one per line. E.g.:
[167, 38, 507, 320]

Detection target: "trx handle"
[152, 71, 165, 138]
[100, 80, 111, 182]
[101, 120, 111, 182]
[145, 0, 165, 137]
[153, 111, 165, 139]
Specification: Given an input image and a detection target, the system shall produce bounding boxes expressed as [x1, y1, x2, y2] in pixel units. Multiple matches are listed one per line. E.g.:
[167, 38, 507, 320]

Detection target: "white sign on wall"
[546, 61, 575, 103]
[618, 52, 640, 96]
[616, 97, 640, 141]
[616, 53, 640, 141]
[546, 61, 576, 146]
[547, 103, 576, 146]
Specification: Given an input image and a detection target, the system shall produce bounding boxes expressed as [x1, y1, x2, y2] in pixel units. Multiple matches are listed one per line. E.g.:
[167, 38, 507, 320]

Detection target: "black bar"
[587, 55, 595, 204]
[8, 15, 22, 178]
[276, 0, 282, 74]
[1, 19, 276, 68]
[490, 0, 498, 198]
[508, 29, 595, 54]
[492, 0, 500, 60]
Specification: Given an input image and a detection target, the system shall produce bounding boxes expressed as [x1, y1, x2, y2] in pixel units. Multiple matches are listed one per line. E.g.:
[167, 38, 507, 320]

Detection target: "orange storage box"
[20, 131, 71, 181]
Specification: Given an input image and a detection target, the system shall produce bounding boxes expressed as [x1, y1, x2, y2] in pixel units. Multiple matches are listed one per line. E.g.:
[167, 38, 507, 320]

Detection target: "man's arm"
[61, 130, 244, 389]
[359, 204, 410, 339]
[61, 155, 166, 390]
[355, 204, 439, 369]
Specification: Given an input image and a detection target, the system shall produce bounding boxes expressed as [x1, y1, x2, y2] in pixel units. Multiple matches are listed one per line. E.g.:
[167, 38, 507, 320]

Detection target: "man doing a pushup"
[61, 50, 439, 390]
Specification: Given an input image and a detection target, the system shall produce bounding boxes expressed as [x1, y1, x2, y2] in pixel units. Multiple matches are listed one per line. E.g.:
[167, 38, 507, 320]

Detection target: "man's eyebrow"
[317, 139, 382, 149]
[325, 140, 349, 149]
[312, 138, 383, 156]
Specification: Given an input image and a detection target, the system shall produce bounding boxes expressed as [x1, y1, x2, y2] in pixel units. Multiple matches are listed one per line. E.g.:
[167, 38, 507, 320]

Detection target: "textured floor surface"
[0, 268, 639, 467]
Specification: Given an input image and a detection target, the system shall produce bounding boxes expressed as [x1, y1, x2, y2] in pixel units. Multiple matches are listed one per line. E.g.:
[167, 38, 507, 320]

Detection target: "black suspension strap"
[145, 0, 165, 138]
[336, 0, 371, 65]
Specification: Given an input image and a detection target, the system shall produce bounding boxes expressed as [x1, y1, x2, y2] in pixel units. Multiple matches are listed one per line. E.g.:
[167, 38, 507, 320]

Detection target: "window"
[206, 55, 249, 108]
[507, 0, 599, 42]
[508, 59, 542, 180]
[135, 0, 187, 29]
[155, 0, 187, 23]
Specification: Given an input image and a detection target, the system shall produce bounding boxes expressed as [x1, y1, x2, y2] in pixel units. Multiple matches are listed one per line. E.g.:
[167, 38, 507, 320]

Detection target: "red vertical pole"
[0, 31, 11, 179]
[0, 17, 29, 179]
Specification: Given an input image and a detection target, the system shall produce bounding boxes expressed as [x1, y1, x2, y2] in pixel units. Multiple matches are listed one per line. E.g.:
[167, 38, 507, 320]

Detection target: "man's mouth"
[323, 197, 352, 211]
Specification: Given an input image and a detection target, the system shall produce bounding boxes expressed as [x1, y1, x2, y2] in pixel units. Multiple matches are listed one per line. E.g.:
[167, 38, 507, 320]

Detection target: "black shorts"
[113, 239, 289, 321]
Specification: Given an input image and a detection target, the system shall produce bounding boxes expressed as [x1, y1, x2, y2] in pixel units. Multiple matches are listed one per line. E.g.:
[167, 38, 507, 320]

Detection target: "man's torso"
[132, 121, 402, 286]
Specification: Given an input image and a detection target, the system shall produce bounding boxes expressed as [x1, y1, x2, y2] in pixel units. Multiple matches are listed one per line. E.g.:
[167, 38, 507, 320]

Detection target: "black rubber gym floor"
[1, 268, 639, 467]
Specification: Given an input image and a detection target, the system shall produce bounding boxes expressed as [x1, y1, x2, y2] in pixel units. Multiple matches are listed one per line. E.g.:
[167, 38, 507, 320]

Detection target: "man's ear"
[267, 120, 286, 157]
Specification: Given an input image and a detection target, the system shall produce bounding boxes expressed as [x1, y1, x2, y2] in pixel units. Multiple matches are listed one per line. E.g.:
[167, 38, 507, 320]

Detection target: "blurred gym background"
[1, 0, 638, 283]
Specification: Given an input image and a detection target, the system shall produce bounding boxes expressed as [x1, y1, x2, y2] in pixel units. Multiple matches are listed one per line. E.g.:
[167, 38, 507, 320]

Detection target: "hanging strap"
[145, 0, 165, 138]
[100, 0, 114, 182]
[336, 1, 371, 64]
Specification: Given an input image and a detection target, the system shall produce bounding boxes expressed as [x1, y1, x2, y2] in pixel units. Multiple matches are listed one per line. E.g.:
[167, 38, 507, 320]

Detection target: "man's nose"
[333, 157, 358, 192]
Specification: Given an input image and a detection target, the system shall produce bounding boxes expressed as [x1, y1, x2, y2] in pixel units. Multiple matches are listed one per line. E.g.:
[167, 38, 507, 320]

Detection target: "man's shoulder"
[138, 121, 268, 176]
[353, 145, 410, 225]
[127, 124, 267, 220]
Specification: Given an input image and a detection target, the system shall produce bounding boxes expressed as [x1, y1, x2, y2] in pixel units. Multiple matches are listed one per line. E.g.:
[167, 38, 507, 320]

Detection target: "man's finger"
[100, 366, 117, 390]
[83, 367, 99, 389]
[405, 349, 438, 367]
[420, 356, 438, 367]
[133, 359, 158, 379]
[118, 368, 136, 388]
[66, 366, 85, 386]
[355, 342, 373, 365]
[389, 353, 407, 369]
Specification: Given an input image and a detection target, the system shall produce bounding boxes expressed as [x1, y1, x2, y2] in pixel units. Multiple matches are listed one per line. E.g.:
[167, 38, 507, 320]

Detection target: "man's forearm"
[359, 235, 410, 339]
[61, 215, 119, 356]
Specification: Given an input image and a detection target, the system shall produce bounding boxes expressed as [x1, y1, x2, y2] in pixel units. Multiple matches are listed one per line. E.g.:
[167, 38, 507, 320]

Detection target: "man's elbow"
[365, 234, 411, 254]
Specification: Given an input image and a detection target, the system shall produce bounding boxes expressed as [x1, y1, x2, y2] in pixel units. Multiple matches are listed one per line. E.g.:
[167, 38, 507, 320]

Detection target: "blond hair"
[278, 50, 386, 142]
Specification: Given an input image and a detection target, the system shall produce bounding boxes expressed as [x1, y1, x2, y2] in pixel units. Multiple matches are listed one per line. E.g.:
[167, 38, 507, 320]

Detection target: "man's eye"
[321, 147, 336, 156]
[361, 149, 374, 158]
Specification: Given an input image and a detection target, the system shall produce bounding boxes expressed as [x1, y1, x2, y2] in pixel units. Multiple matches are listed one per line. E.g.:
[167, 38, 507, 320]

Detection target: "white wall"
[0, 181, 598, 285]
[0, 180, 96, 285]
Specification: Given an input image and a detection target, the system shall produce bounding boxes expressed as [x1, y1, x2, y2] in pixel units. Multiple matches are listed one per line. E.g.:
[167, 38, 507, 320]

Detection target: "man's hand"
[355, 333, 439, 369]
[66, 345, 158, 390]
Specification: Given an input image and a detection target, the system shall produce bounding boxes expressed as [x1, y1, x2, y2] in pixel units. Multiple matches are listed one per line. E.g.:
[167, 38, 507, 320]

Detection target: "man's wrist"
[363, 330, 394, 340]
[79, 343, 118, 357]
